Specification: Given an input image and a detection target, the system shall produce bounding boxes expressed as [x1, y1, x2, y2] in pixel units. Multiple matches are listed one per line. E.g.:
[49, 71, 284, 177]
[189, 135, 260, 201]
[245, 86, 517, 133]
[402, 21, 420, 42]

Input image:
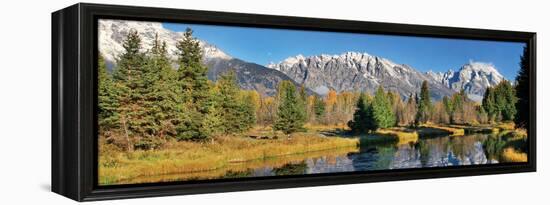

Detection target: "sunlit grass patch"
[417, 124, 464, 137]
[499, 128, 528, 141]
[496, 122, 516, 131]
[376, 128, 418, 145]
[502, 147, 527, 162]
[304, 123, 349, 132]
[98, 133, 359, 185]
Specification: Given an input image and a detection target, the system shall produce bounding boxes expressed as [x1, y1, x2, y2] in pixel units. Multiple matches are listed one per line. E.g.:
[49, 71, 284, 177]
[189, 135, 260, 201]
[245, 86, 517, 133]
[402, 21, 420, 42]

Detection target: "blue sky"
[163, 22, 525, 80]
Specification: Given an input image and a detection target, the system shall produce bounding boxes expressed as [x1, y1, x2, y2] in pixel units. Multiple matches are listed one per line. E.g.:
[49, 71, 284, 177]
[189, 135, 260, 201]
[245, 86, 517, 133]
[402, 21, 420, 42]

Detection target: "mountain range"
[99, 19, 506, 101]
[99, 19, 305, 96]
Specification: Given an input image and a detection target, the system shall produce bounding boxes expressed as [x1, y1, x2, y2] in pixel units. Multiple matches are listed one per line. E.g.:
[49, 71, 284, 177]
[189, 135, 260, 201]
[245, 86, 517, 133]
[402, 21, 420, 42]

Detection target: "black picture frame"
[52, 3, 537, 201]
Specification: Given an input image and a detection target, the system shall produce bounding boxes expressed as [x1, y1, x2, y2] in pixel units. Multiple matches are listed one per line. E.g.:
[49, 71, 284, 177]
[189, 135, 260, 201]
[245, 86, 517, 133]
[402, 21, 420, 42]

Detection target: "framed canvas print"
[52, 3, 536, 201]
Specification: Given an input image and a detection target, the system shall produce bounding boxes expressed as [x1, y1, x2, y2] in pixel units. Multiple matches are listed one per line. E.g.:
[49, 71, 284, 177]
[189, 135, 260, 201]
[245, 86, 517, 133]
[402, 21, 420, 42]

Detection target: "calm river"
[226, 133, 518, 178]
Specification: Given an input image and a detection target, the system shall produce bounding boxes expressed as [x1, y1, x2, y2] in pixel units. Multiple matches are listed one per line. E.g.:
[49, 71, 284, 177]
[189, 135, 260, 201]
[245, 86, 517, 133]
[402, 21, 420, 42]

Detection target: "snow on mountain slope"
[99, 19, 231, 66]
[267, 52, 455, 100]
[426, 61, 505, 100]
[98, 19, 311, 96]
[100, 19, 506, 101]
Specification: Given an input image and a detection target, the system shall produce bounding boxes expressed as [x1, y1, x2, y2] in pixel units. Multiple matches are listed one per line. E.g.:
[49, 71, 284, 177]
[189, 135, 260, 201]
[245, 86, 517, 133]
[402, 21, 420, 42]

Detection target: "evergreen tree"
[111, 29, 154, 150]
[147, 34, 180, 139]
[174, 28, 212, 140]
[450, 89, 467, 124]
[482, 87, 497, 121]
[415, 81, 432, 125]
[213, 70, 255, 134]
[348, 93, 375, 134]
[494, 80, 517, 121]
[98, 54, 119, 130]
[514, 46, 529, 128]
[442, 95, 453, 123]
[175, 28, 209, 100]
[372, 86, 396, 128]
[202, 83, 224, 136]
[274, 81, 306, 134]
[297, 85, 308, 121]
[238, 90, 257, 131]
[482, 81, 517, 122]
[313, 95, 326, 118]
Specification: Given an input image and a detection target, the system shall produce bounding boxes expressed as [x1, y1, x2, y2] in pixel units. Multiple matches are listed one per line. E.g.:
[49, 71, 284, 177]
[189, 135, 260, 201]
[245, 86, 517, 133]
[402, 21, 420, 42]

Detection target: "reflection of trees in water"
[348, 145, 397, 171]
[448, 135, 482, 160]
[374, 146, 396, 169]
[305, 155, 355, 174]
[483, 132, 528, 162]
[215, 133, 529, 179]
[349, 134, 497, 170]
[348, 133, 526, 172]
[414, 137, 449, 167]
[446, 134, 489, 165]
[272, 161, 308, 176]
[415, 141, 430, 166]
[483, 135, 507, 161]
[389, 143, 422, 169]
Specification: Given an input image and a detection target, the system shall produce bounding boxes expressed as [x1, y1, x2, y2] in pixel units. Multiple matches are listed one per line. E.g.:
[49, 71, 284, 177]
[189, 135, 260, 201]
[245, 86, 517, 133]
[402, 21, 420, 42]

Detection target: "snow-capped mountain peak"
[98, 19, 231, 66]
[425, 61, 505, 101]
[99, 19, 506, 102]
[98, 19, 311, 97]
[266, 52, 455, 100]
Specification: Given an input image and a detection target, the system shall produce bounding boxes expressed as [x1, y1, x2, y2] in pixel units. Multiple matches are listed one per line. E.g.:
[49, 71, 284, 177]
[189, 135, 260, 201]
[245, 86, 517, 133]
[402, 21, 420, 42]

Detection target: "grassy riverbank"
[99, 123, 527, 185]
[99, 130, 359, 185]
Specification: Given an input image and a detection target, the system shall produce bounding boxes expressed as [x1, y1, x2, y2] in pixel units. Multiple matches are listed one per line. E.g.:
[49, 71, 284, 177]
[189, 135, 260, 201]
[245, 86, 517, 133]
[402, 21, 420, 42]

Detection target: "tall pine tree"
[111, 29, 154, 150]
[174, 28, 213, 140]
[482, 81, 517, 122]
[482, 87, 497, 121]
[514, 46, 529, 129]
[372, 86, 396, 128]
[415, 81, 432, 125]
[274, 81, 306, 134]
[313, 95, 326, 119]
[238, 90, 258, 132]
[98, 54, 119, 131]
[147, 33, 180, 139]
[213, 70, 254, 134]
[494, 80, 517, 121]
[442, 95, 453, 123]
[348, 93, 375, 134]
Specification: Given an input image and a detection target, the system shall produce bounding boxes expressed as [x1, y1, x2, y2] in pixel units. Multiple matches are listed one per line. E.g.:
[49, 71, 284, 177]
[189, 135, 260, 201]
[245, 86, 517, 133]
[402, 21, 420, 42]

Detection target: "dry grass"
[99, 133, 358, 185]
[110, 148, 354, 184]
[417, 124, 464, 136]
[499, 128, 528, 141]
[496, 122, 516, 131]
[304, 123, 348, 132]
[502, 147, 528, 162]
[376, 128, 419, 145]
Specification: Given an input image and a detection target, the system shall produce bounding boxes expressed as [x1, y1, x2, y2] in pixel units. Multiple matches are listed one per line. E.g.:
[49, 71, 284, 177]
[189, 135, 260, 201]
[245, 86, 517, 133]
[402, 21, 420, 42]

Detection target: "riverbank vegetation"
[99, 130, 358, 185]
[98, 28, 530, 185]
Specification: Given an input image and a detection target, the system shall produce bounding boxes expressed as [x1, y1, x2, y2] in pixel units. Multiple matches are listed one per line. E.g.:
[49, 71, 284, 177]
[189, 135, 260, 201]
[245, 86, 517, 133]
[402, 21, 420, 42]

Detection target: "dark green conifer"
[514, 46, 529, 128]
[274, 81, 306, 134]
[372, 86, 396, 128]
[348, 93, 375, 134]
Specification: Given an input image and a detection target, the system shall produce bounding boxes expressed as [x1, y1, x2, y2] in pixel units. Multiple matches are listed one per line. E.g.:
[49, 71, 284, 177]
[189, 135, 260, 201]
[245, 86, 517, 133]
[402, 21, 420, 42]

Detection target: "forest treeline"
[99, 28, 259, 150]
[99, 28, 530, 151]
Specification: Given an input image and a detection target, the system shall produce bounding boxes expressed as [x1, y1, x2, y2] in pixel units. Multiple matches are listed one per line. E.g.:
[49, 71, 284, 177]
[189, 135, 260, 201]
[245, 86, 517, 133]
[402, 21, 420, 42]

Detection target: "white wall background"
[0, 0, 547, 204]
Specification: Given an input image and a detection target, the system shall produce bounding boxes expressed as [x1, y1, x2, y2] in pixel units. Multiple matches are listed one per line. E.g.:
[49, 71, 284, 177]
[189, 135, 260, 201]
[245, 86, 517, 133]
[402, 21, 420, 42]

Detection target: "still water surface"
[237, 133, 507, 178]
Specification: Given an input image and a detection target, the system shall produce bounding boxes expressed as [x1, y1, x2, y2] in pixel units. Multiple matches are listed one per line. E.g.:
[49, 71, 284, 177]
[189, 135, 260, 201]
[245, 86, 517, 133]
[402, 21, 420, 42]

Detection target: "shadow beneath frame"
[39, 183, 51, 192]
